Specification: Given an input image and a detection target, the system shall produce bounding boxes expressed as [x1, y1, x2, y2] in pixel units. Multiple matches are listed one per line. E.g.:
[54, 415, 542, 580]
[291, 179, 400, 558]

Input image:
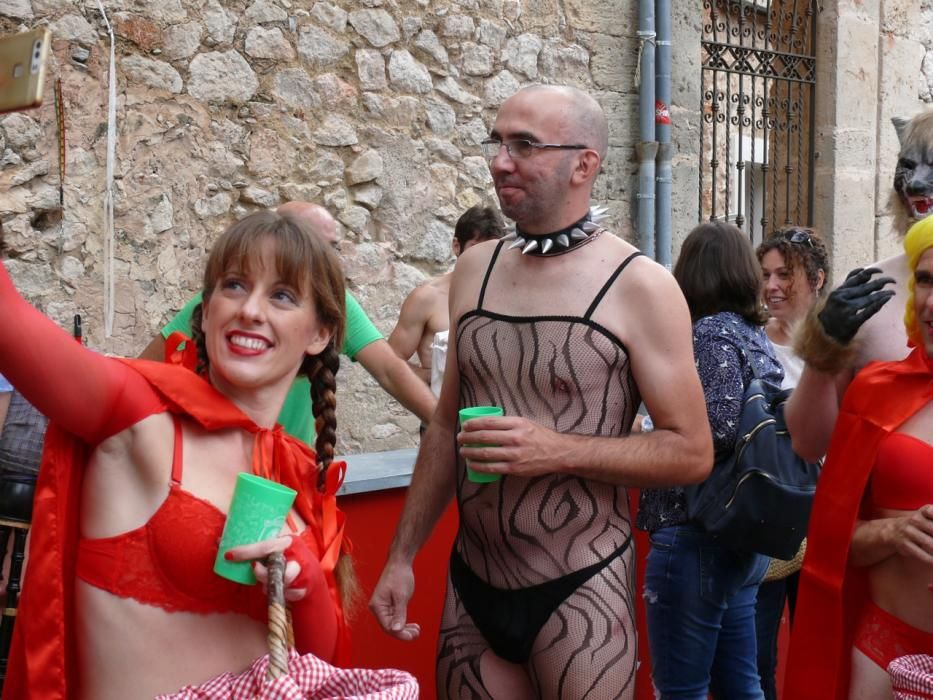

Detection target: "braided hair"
[191, 210, 358, 608]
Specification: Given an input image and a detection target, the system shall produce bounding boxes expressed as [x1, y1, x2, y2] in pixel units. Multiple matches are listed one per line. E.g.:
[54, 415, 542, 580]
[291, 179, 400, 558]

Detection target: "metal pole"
[637, 0, 657, 259]
[654, 0, 672, 268]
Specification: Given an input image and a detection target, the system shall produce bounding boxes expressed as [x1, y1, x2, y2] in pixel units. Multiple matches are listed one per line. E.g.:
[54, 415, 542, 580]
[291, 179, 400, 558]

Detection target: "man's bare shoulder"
[448, 238, 501, 319]
[599, 234, 679, 299]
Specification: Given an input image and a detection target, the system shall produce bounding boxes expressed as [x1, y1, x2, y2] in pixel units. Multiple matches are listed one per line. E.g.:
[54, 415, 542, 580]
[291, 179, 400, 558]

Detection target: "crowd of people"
[0, 83, 928, 700]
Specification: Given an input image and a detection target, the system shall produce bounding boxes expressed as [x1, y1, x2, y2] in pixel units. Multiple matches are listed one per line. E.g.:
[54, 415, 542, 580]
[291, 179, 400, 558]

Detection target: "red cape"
[2, 359, 350, 700]
[785, 347, 933, 700]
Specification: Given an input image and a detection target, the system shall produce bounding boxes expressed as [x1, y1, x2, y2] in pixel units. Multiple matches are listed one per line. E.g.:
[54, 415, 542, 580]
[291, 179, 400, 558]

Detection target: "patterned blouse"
[637, 311, 783, 533]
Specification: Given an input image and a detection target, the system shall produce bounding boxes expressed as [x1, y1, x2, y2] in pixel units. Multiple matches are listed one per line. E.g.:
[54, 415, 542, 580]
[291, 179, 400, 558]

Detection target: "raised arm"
[786, 267, 895, 461]
[0, 264, 158, 444]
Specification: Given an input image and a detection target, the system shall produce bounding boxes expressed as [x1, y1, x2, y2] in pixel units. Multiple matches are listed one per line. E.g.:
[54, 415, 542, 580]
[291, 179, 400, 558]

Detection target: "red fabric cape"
[785, 347, 933, 700]
[2, 359, 350, 700]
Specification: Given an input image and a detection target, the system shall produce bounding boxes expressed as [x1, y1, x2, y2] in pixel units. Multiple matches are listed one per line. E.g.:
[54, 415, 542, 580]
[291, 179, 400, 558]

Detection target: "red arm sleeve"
[0, 263, 162, 444]
[285, 535, 339, 660]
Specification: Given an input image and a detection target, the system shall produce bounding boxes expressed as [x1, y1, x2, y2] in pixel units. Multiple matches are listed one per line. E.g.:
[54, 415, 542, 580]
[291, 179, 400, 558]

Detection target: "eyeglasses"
[481, 138, 590, 161]
[782, 229, 814, 247]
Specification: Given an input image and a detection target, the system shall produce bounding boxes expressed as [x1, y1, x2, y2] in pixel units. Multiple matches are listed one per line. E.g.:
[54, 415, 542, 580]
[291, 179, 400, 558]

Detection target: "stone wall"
[1, 0, 697, 455]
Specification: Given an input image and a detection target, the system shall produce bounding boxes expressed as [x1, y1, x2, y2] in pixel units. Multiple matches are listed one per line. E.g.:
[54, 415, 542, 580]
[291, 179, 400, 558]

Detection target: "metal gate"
[700, 0, 819, 244]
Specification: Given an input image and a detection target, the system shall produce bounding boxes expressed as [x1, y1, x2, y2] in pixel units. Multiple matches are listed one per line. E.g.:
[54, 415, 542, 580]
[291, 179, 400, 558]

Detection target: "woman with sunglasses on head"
[0, 211, 353, 700]
[785, 216, 933, 699]
[638, 222, 781, 699]
[753, 227, 829, 700]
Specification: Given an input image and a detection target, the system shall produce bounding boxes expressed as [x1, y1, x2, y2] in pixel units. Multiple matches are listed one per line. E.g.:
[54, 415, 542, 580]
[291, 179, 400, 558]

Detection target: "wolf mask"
[892, 110, 933, 232]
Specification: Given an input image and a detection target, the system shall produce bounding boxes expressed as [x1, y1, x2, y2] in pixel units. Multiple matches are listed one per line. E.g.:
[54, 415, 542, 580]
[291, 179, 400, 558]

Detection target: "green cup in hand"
[459, 405, 504, 483]
[213, 472, 297, 585]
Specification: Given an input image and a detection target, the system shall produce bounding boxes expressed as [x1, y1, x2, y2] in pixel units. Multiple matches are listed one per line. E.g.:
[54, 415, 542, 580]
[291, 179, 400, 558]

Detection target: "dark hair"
[189, 211, 358, 607]
[674, 221, 768, 325]
[454, 205, 505, 249]
[755, 226, 829, 298]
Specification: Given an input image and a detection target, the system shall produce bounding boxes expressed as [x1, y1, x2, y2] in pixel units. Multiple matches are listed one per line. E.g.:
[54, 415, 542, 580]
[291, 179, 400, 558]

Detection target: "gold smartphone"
[0, 28, 51, 115]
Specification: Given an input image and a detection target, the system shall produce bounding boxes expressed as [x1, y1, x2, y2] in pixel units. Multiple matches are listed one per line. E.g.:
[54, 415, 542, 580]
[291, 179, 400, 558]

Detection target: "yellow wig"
[903, 215, 933, 346]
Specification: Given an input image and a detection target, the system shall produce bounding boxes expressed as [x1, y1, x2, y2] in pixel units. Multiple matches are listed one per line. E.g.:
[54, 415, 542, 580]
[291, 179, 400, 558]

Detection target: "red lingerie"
[854, 600, 933, 670]
[76, 415, 272, 620]
[871, 432, 933, 511]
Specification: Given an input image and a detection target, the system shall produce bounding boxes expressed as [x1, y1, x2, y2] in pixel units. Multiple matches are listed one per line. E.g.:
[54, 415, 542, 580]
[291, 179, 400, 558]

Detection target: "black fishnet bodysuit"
[436, 241, 643, 700]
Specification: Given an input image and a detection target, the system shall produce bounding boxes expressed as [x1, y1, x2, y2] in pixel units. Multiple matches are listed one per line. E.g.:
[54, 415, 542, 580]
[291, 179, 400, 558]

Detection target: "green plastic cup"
[213, 472, 297, 585]
[459, 405, 504, 483]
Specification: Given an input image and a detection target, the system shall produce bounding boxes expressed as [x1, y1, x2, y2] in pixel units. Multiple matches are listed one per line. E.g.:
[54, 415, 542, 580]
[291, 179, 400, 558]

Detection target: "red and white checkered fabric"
[156, 650, 418, 700]
[889, 655, 933, 700]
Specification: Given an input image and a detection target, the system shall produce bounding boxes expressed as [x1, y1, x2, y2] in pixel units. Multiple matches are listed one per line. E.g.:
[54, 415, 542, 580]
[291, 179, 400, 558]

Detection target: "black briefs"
[448, 536, 632, 664]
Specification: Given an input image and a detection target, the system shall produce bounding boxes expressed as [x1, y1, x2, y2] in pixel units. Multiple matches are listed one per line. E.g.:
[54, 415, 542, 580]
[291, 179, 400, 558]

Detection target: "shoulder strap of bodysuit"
[584, 251, 645, 320]
[476, 239, 507, 311]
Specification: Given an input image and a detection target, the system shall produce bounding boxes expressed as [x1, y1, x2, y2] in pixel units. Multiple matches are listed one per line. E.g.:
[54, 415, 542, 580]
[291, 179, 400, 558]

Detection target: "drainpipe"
[636, 0, 657, 259]
[655, 0, 673, 269]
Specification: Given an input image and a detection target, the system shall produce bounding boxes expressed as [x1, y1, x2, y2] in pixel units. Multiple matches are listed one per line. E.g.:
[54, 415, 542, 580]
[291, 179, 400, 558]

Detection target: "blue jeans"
[755, 573, 799, 700]
[644, 524, 769, 700]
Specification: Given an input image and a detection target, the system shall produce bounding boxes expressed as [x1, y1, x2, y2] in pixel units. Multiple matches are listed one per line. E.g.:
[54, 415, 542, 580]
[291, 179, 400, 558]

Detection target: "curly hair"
[756, 226, 829, 300]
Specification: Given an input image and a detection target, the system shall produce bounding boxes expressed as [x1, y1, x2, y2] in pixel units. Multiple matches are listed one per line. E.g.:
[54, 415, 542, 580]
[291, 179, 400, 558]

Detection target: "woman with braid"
[0, 211, 353, 700]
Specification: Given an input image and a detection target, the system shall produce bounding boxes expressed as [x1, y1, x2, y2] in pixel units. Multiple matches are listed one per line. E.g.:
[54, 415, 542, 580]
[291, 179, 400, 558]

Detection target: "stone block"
[461, 42, 495, 76]
[348, 9, 400, 48]
[313, 115, 358, 146]
[50, 14, 98, 45]
[297, 24, 349, 68]
[356, 49, 387, 90]
[347, 149, 384, 184]
[162, 22, 202, 60]
[122, 55, 183, 93]
[503, 33, 543, 79]
[388, 50, 432, 94]
[272, 68, 321, 109]
[245, 27, 296, 60]
[244, 0, 288, 24]
[1, 0, 32, 19]
[188, 51, 258, 103]
[413, 30, 449, 65]
[311, 2, 348, 32]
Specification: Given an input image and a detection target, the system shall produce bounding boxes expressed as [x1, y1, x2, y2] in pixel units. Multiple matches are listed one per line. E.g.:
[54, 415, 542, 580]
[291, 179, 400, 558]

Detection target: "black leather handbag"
[684, 378, 822, 560]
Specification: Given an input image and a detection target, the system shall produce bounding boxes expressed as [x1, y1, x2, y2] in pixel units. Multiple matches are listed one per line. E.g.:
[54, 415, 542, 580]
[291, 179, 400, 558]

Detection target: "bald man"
[370, 86, 712, 699]
[140, 201, 436, 446]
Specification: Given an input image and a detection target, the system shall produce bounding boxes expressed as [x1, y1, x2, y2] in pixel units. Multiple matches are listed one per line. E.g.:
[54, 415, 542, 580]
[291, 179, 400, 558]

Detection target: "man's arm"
[387, 286, 433, 383]
[784, 267, 896, 461]
[458, 256, 713, 486]
[369, 292, 462, 639]
[139, 335, 165, 361]
[785, 365, 852, 461]
[355, 339, 437, 424]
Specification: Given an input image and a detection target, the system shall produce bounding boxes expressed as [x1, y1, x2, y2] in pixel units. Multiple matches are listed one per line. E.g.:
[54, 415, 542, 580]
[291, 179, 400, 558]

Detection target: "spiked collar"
[501, 205, 609, 256]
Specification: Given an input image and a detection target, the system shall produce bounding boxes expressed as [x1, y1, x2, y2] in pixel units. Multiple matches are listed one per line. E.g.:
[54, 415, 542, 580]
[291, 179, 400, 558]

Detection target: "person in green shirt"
[140, 202, 436, 445]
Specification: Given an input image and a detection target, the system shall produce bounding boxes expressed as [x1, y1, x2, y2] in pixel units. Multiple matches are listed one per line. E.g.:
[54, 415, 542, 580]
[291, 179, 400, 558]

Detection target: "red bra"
[76, 414, 309, 619]
[870, 432, 933, 512]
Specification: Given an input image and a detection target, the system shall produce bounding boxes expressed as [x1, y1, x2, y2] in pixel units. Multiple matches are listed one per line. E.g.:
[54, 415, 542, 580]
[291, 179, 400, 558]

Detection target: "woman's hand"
[224, 534, 325, 602]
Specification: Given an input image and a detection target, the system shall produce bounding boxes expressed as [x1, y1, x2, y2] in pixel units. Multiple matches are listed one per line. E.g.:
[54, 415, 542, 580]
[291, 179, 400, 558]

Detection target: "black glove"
[817, 267, 896, 344]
